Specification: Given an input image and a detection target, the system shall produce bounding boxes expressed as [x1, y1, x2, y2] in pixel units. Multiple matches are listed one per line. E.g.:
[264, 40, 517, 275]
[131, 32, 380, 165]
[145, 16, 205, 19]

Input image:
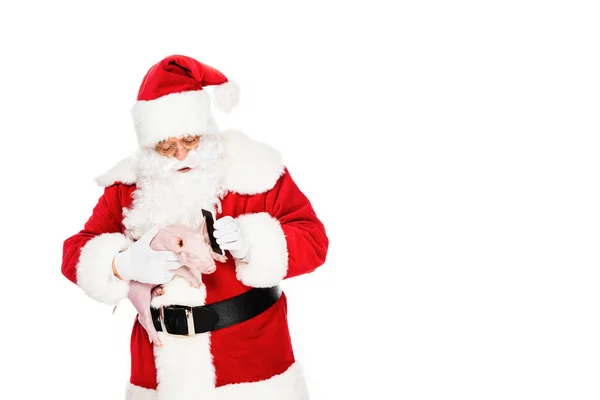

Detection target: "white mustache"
[165, 150, 201, 171]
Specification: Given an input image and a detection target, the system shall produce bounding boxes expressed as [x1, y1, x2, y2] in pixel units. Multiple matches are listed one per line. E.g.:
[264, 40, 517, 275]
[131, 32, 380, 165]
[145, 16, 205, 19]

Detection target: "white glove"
[113, 225, 183, 284]
[213, 216, 250, 261]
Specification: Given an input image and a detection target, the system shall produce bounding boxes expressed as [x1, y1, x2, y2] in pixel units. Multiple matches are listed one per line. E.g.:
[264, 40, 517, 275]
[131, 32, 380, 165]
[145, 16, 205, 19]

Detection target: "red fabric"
[61, 183, 126, 284]
[61, 168, 328, 389]
[136, 55, 229, 101]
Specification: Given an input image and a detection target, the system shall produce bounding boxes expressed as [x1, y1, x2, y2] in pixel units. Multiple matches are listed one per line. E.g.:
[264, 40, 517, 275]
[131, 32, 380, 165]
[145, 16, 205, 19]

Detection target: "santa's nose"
[175, 147, 190, 161]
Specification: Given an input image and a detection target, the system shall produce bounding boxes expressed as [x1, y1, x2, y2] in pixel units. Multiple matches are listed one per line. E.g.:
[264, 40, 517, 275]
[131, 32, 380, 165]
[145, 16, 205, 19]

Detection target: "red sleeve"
[266, 168, 329, 279]
[234, 168, 329, 287]
[62, 184, 132, 305]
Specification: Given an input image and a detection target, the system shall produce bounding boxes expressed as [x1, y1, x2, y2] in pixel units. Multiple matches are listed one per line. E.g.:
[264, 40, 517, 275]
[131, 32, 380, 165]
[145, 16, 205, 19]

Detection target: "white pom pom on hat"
[212, 80, 240, 112]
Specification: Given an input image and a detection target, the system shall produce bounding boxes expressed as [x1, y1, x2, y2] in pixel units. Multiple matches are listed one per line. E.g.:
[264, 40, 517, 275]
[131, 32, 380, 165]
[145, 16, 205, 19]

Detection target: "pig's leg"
[148, 270, 199, 298]
[128, 281, 163, 346]
[205, 265, 216, 274]
[152, 286, 165, 296]
[173, 266, 202, 288]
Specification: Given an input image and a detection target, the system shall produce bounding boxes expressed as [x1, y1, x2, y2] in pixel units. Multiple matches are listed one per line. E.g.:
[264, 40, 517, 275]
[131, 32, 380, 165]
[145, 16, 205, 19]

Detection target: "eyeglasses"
[154, 135, 200, 157]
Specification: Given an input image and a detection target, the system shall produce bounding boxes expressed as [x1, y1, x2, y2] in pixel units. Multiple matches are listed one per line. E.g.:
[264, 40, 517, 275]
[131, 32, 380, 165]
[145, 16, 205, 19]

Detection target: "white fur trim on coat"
[235, 212, 289, 287]
[124, 362, 307, 400]
[153, 331, 215, 398]
[94, 156, 137, 187]
[126, 383, 156, 400]
[216, 362, 308, 400]
[75, 233, 132, 305]
[95, 130, 284, 195]
[219, 130, 285, 195]
[131, 90, 216, 148]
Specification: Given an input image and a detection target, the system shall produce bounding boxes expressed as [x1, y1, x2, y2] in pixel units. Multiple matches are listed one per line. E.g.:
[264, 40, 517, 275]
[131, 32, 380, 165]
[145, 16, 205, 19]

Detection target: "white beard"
[122, 135, 226, 241]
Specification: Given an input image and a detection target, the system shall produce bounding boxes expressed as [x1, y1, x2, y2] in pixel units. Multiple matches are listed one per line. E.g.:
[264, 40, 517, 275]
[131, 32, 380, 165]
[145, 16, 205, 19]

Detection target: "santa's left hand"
[213, 216, 250, 261]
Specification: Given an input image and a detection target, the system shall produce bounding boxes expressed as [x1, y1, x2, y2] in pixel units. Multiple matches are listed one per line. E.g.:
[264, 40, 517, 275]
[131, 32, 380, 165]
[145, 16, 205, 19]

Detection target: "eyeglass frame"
[152, 135, 201, 158]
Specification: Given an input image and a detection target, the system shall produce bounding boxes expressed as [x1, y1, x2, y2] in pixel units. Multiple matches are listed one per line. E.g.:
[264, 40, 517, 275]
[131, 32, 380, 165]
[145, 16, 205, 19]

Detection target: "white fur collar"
[94, 130, 284, 195]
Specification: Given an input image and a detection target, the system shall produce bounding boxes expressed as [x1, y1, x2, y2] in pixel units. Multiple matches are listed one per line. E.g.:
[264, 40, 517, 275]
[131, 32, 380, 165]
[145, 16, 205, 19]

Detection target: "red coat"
[61, 131, 329, 399]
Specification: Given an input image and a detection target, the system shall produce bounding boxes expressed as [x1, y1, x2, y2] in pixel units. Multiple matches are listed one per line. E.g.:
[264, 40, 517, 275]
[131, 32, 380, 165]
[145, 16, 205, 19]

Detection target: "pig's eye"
[178, 239, 184, 247]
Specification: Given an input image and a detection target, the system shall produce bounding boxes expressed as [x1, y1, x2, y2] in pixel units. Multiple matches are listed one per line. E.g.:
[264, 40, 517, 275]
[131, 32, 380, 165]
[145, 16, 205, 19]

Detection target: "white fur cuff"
[76, 233, 132, 305]
[234, 213, 289, 287]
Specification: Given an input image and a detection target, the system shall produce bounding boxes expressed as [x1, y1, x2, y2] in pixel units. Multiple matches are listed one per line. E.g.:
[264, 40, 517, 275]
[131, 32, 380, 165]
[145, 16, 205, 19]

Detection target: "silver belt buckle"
[159, 305, 196, 336]
[185, 307, 196, 336]
[159, 305, 168, 334]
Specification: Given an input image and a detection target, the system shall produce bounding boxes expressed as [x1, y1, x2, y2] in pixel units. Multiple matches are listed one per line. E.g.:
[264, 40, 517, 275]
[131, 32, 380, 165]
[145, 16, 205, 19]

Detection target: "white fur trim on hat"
[131, 90, 215, 147]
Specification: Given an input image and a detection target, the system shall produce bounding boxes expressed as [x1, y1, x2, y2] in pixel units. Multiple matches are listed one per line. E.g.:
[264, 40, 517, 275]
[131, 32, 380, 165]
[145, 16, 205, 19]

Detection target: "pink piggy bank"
[126, 219, 227, 346]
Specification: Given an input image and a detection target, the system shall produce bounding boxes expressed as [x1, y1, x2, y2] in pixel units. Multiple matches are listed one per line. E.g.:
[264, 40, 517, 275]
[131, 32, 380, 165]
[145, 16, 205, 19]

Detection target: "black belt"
[150, 286, 282, 336]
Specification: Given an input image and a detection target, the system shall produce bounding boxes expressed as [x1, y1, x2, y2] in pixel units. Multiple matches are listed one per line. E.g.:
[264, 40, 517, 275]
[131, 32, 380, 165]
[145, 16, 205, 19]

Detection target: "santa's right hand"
[113, 225, 182, 284]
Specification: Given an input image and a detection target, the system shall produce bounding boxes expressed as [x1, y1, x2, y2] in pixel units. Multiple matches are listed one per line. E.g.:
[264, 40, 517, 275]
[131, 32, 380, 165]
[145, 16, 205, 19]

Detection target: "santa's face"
[122, 134, 226, 240]
[153, 134, 202, 173]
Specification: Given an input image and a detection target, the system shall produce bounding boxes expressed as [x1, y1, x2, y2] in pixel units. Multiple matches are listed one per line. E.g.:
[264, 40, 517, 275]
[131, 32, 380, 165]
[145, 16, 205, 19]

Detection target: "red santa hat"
[131, 55, 240, 148]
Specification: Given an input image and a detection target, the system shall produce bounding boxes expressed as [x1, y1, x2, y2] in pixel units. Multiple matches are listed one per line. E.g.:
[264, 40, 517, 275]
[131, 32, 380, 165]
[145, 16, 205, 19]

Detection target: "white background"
[1, 1, 599, 399]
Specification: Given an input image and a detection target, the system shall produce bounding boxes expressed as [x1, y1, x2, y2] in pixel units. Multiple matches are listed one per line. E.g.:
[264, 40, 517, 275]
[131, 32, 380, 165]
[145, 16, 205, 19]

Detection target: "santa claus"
[61, 54, 329, 399]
